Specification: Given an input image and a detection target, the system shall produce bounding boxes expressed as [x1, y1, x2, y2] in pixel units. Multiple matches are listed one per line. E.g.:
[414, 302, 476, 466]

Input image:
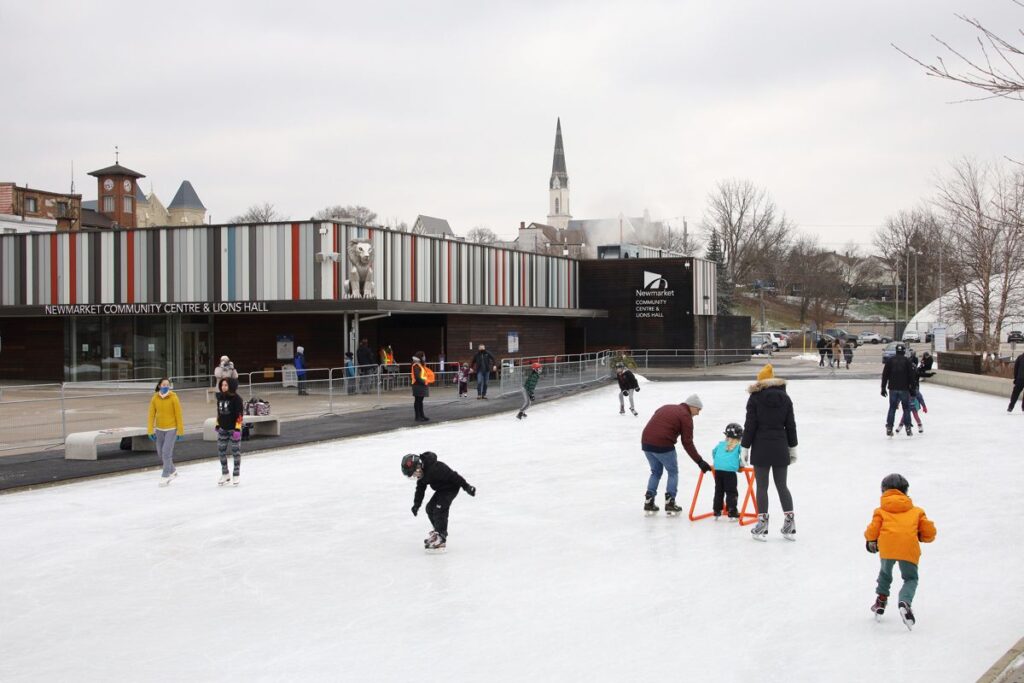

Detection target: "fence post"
[60, 382, 67, 443]
[328, 368, 335, 414]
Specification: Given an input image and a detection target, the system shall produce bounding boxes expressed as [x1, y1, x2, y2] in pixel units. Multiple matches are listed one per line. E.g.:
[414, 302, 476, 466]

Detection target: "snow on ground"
[1, 377, 1022, 682]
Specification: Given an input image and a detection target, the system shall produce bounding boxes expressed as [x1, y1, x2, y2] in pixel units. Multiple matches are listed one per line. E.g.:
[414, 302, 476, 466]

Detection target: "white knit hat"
[296, 346, 304, 354]
[684, 394, 704, 409]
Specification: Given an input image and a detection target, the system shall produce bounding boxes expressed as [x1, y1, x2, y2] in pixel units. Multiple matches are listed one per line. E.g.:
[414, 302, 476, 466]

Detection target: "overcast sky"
[1, 0, 1020, 250]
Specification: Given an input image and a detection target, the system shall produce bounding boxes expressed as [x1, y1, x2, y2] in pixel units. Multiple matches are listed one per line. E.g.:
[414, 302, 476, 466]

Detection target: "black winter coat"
[1015, 354, 1024, 387]
[356, 345, 375, 367]
[471, 350, 496, 376]
[617, 370, 640, 392]
[741, 378, 798, 468]
[413, 451, 469, 508]
[882, 355, 919, 393]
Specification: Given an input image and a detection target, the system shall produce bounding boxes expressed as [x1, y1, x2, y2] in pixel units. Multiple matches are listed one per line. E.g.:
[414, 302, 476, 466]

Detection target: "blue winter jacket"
[712, 440, 742, 472]
[294, 354, 306, 378]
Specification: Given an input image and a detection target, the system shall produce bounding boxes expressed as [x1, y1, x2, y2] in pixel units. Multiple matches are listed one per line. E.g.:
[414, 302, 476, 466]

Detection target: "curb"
[977, 637, 1024, 683]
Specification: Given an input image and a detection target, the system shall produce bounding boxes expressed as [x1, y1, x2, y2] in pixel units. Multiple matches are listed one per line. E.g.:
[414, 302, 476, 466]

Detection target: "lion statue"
[345, 239, 375, 299]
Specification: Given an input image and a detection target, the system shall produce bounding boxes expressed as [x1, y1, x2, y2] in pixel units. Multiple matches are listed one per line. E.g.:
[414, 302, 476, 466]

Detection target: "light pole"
[913, 249, 921, 317]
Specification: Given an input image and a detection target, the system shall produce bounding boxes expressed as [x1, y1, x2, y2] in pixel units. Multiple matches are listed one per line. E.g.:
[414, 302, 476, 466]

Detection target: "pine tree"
[705, 229, 733, 315]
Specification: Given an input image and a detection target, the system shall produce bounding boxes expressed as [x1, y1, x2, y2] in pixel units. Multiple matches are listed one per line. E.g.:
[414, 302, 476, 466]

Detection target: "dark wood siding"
[0, 317, 64, 380]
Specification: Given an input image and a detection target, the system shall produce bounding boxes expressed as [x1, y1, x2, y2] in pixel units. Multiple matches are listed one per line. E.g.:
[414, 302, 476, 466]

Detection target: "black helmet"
[895, 343, 906, 355]
[880, 473, 909, 494]
[400, 453, 422, 477]
[724, 423, 744, 439]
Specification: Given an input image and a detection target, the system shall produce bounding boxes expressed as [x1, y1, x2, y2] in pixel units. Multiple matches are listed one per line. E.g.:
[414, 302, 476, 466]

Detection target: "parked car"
[859, 331, 883, 344]
[902, 330, 921, 343]
[824, 328, 860, 347]
[764, 331, 789, 349]
[751, 333, 772, 355]
[1008, 330, 1024, 343]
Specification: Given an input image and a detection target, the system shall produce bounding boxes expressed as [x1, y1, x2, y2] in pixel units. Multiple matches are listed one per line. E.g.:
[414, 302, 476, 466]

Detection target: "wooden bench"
[65, 427, 156, 461]
[202, 415, 281, 442]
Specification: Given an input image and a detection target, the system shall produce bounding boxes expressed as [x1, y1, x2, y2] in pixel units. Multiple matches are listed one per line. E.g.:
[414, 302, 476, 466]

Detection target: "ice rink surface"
[2, 376, 1023, 682]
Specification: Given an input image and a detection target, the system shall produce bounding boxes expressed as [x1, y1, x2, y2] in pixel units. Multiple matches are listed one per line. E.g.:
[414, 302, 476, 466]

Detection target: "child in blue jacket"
[711, 423, 744, 520]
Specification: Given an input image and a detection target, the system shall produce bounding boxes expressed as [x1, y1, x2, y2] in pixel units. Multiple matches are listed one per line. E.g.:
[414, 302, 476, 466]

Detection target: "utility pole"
[914, 250, 919, 317]
[760, 287, 766, 331]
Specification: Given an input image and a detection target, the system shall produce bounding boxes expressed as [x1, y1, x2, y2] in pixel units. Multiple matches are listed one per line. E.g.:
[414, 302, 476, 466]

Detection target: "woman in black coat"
[741, 363, 799, 541]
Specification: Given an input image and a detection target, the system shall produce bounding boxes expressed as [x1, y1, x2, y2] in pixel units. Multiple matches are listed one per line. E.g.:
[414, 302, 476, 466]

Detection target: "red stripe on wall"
[291, 223, 300, 300]
[50, 234, 58, 303]
[69, 234, 77, 304]
[126, 231, 135, 303]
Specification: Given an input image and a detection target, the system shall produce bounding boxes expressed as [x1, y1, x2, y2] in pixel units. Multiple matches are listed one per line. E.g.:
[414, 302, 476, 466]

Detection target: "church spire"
[550, 117, 568, 190]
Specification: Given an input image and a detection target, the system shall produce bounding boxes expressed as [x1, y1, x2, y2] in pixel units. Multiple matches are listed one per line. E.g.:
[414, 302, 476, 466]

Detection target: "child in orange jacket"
[864, 473, 936, 630]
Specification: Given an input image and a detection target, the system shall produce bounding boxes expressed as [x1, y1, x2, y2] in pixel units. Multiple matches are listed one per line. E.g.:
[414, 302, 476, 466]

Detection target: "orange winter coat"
[864, 490, 936, 564]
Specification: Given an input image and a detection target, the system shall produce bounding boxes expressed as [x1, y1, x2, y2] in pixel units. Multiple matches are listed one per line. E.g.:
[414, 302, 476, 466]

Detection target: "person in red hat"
[516, 362, 542, 420]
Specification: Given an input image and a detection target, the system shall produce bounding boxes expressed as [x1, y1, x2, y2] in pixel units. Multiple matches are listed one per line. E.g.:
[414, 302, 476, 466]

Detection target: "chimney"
[520, 221, 525, 230]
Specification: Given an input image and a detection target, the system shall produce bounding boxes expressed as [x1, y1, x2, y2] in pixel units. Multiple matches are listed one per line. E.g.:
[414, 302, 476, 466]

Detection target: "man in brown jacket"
[640, 394, 712, 515]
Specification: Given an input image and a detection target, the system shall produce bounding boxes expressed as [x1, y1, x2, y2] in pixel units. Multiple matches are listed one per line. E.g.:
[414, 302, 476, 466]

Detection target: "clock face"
[103, 179, 114, 191]
[123, 179, 131, 192]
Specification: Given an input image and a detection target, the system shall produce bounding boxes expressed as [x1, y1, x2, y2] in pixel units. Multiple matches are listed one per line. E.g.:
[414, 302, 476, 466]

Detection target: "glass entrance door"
[180, 326, 211, 385]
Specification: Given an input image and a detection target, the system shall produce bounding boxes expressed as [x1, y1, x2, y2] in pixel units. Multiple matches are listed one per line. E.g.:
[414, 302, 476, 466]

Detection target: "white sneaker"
[218, 473, 231, 486]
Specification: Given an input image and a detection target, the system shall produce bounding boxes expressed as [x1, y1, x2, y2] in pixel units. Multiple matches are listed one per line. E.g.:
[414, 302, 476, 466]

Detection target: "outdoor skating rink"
[2, 377, 1022, 682]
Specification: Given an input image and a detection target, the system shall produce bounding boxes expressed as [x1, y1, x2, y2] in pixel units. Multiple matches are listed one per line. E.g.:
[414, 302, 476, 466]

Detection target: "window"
[102, 196, 114, 212]
[24, 197, 38, 213]
[57, 201, 70, 217]
[554, 197, 560, 214]
[123, 196, 133, 214]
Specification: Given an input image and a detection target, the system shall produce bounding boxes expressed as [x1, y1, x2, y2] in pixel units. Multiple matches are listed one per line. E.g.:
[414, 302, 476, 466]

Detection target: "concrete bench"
[203, 415, 281, 442]
[65, 427, 156, 461]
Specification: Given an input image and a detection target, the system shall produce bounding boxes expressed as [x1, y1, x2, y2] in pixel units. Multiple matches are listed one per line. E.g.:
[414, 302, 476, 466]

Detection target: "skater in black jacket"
[402, 452, 476, 552]
[615, 364, 640, 415]
[215, 377, 245, 486]
[881, 343, 919, 437]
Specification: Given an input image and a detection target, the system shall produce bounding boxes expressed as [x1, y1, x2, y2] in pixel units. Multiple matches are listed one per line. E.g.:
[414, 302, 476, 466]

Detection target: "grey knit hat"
[684, 394, 704, 409]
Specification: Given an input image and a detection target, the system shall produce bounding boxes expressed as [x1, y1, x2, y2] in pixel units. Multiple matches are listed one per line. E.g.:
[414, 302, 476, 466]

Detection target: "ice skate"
[424, 530, 439, 548]
[664, 494, 682, 517]
[727, 511, 740, 523]
[232, 473, 240, 487]
[871, 594, 888, 622]
[425, 535, 447, 554]
[630, 408, 638, 416]
[713, 513, 722, 521]
[158, 471, 178, 487]
[886, 425, 893, 437]
[780, 511, 796, 540]
[750, 513, 769, 541]
[643, 495, 660, 517]
[917, 424, 923, 434]
[516, 411, 525, 420]
[218, 473, 231, 486]
[898, 601, 915, 630]
[905, 426, 913, 437]
[620, 408, 625, 414]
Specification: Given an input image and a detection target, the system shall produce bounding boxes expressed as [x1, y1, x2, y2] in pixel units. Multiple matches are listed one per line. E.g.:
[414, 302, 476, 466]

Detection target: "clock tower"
[547, 118, 571, 231]
[88, 162, 146, 228]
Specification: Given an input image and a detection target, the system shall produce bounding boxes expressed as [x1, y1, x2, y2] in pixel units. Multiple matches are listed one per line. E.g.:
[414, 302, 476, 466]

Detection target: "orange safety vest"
[411, 363, 435, 385]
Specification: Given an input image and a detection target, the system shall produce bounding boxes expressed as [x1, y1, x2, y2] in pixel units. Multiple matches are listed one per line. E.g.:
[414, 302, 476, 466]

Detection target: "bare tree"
[832, 244, 884, 317]
[787, 235, 846, 328]
[230, 202, 284, 223]
[934, 159, 1024, 351]
[382, 216, 409, 232]
[314, 205, 378, 226]
[466, 226, 498, 244]
[873, 208, 936, 308]
[894, 3, 1024, 102]
[701, 179, 793, 288]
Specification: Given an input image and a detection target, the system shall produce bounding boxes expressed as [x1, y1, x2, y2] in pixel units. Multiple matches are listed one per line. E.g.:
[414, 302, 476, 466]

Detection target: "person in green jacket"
[516, 362, 542, 420]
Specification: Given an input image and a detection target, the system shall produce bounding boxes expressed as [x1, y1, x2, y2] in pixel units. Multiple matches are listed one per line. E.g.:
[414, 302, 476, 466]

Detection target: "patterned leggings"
[216, 428, 241, 476]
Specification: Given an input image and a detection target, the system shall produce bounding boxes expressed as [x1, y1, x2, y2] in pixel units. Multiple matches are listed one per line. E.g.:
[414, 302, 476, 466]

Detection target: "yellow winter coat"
[864, 490, 936, 564]
[147, 391, 184, 436]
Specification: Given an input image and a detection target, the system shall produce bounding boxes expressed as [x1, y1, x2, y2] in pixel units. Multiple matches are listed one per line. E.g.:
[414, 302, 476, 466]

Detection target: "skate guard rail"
[688, 467, 758, 526]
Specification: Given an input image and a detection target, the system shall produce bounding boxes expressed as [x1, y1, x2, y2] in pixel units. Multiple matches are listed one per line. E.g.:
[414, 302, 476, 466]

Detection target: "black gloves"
[635, 387, 639, 392]
[881, 389, 887, 397]
[463, 484, 476, 497]
[622, 390, 629, 396]
[698, 460, 712, 474]
[866, 540, 878, 554]
[411, 505, 419, 517]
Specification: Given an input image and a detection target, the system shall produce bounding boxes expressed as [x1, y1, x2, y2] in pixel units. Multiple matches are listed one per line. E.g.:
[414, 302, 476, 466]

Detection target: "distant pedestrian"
[816, 336, 828, 367]
[640, 395, 713, 516]
[471, 344, 497, 399]
[294, 346, 308, 395]
[843, 340, 854, 369]
[411, 351, 434, 422]
[516, 362, 542, 420]
[741, 364, 799, 541]
[917, 351, 935, 380]
[615, 363, 640, 416]
[356, 338, 375, 394]
[1008, 352, 1024, 413]
[830, 338, 843, 368]
[147, 377, 184, 487]
[214, 376, 244, 486]
[344, 351, 356, 395]
[456, 363, 470, 398]
[214, 355, 238, 384]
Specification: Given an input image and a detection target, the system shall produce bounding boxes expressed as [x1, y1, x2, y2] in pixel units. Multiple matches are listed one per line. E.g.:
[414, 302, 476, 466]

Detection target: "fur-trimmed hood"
[747, 377, 787, 394]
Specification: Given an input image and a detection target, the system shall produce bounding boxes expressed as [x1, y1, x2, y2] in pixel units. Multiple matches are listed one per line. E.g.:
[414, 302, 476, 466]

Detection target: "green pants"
[876, 559, 919, 604]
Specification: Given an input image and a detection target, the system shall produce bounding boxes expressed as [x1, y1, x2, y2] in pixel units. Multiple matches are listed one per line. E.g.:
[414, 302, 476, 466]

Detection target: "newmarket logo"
[643, 271, 669, 290]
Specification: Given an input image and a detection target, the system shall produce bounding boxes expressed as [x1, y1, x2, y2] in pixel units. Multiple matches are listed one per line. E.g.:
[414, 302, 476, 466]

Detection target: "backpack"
[245, 397, 271, 416]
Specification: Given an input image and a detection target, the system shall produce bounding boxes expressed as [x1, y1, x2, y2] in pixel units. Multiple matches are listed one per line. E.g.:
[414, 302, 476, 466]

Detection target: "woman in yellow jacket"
[148, 377, 185, 487]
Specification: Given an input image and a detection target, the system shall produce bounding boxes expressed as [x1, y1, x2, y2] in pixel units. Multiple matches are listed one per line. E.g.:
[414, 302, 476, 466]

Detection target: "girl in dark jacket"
[215, 377, 245, 486]
[741, 364, 799, 541]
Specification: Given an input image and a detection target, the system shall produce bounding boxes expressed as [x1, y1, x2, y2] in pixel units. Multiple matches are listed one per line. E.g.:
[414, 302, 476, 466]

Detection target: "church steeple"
[547, 118, 571, 230]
